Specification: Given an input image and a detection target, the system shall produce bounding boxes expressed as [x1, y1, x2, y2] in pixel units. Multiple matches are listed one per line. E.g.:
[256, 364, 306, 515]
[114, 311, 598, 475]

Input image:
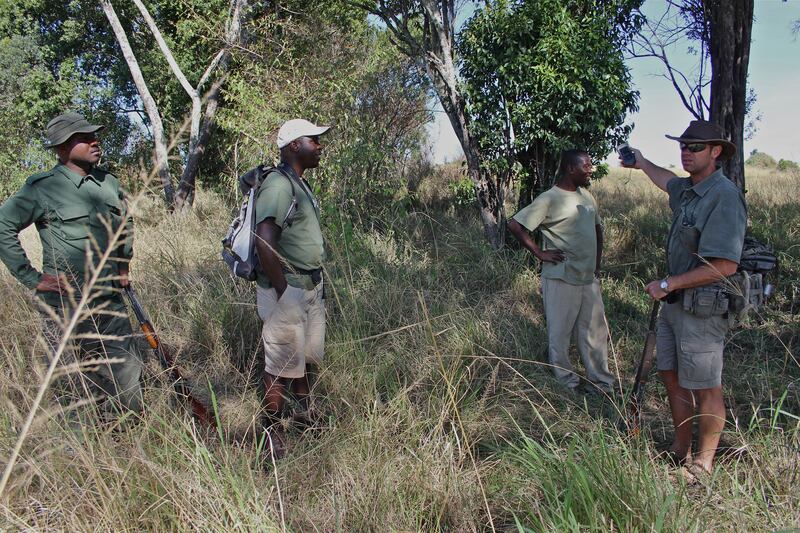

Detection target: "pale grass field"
[0, 165, 798, 531]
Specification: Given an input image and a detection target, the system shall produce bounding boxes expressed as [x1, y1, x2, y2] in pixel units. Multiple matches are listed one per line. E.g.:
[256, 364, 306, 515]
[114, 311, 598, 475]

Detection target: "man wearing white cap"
[253, 118, 330, 441]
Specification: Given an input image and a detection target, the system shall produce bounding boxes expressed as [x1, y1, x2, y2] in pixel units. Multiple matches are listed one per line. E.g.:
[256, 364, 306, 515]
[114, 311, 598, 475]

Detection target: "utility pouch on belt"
[682, 285, 729, 318]
[727, 271, 765, 315]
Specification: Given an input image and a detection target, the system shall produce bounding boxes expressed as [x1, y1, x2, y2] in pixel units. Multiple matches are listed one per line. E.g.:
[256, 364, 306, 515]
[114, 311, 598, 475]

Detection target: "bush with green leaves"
[746, 150, 777, 168]
[459, 0, 643, 208]
[777, 159, 799, 173]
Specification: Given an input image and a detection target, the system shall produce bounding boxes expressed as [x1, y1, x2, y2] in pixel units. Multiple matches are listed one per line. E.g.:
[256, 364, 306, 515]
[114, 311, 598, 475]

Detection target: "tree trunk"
[174, 81, 223, 209]
[174, 0, 248, 209]
[420, 0, 506, 249]
[706, 0, 753, 192]
[100, 0, 175, 206]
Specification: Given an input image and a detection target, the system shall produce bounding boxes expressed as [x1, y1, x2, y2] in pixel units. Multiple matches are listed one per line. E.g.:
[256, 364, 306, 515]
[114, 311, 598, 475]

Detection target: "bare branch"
[100, 0, 174, 204]
[132, 0, 197, 100]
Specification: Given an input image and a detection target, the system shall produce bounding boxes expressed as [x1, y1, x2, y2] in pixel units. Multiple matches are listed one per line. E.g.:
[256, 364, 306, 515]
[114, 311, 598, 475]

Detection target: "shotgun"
[627, 299, 661, 436]
[123, 285, 217, 429]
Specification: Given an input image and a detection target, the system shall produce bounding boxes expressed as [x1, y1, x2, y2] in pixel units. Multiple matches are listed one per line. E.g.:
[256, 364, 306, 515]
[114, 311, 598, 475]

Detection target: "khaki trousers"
[257, 283, 325, 379]
[541, 277, 614, 390]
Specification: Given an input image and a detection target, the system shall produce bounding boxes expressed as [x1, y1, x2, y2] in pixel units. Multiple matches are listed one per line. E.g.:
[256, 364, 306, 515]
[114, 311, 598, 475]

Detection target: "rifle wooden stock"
[124, 286, 217, 429]
[627, 300, 661, 436]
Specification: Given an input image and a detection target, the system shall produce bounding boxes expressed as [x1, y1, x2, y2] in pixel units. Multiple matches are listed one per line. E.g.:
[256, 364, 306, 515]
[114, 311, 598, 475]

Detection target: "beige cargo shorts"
[655, 301, 729, 389]
[257, 283, 325, 379]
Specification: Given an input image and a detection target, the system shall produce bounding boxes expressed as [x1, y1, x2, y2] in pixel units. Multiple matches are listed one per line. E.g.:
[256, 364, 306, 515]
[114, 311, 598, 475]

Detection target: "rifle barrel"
[123, 285, 217, 429]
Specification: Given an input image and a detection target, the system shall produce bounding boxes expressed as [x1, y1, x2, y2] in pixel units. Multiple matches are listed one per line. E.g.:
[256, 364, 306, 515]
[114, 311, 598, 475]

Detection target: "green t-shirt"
[253, 168, 324, 289]
[512, 185, 601, 285]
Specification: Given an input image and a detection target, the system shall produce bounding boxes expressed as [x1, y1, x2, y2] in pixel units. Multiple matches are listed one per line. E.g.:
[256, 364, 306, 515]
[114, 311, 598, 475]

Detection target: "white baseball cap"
[276, 119, 330, 149]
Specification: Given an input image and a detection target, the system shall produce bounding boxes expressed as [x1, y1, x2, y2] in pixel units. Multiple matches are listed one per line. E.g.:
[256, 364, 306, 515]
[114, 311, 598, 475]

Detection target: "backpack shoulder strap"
[271, 165, 297, 199]
[261, 164, 298, 228]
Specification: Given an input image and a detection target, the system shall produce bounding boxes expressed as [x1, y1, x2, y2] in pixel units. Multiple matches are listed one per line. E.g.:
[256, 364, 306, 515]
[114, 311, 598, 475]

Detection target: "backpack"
[727, 236, 778, 321]
[221, 165, 298, 281]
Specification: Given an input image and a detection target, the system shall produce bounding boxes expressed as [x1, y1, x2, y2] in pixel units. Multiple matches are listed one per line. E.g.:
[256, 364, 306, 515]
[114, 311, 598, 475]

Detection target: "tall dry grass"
[0, 165, 798, 531]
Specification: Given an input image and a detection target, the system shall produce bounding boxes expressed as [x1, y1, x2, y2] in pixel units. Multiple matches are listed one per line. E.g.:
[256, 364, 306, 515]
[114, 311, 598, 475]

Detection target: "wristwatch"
[659, 278, 671, 292]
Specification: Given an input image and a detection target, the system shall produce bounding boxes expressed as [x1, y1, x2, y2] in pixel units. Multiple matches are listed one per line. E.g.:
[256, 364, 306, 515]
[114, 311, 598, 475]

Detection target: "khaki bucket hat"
[44, 112, 104, 148]
[665, 120, 736, 160]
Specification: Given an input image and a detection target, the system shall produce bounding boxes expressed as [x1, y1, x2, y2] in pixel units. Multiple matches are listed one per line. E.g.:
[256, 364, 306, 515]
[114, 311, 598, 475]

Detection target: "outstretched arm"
[621, 148, 677, 193]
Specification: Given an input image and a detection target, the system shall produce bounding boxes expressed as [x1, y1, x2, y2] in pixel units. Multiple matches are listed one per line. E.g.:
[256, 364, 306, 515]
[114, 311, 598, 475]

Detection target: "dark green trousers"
[42, 296, 143, 423]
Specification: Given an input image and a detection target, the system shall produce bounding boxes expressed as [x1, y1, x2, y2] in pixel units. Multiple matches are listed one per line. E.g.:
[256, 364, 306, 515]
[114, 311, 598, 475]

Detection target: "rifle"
[123, 285, 217, 429]
[626, 299, 661, 436]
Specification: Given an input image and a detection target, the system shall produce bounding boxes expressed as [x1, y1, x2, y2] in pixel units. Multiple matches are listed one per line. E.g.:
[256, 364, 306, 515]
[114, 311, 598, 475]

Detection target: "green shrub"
[746, 150, 777, 168]
[777, 159, 799, 172]
[449, 176, 476, 207]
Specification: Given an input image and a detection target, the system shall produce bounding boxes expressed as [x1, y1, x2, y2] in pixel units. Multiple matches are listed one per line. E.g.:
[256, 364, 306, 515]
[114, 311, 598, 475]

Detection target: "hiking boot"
[262, 427, 288, 461]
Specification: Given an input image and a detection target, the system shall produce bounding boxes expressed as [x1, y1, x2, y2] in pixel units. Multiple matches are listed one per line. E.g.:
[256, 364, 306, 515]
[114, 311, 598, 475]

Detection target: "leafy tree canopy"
[459, 0, 643, 205]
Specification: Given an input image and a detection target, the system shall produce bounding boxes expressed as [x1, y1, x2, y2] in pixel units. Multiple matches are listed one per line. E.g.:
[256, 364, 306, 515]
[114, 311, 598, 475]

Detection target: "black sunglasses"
[680, 142, 708, 153]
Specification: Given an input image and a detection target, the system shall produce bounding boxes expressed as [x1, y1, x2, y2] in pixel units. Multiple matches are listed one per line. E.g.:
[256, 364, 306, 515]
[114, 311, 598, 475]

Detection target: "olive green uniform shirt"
[512, 185, 601, 285]
[253, 166, 324, 290]
[0, 163, 133, 307]
[665, 169, 746, 277]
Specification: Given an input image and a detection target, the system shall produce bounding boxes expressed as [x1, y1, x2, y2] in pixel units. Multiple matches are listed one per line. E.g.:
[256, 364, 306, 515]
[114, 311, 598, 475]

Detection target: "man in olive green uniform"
[253, 119, 329, 439]
[622, 120, 746, 475]
[508, 149, 615, 395]
[0, 112, 142, 422]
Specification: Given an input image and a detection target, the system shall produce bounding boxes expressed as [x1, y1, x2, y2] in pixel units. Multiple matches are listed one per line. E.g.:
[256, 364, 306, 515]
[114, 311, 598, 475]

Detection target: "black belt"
[282, 266, 323, 285]
[665, 290, 681, 304]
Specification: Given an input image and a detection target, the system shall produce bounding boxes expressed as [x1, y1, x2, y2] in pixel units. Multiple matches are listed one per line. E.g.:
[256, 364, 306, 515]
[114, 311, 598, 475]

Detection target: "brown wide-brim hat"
[44, 112, 104, 148]
[665, 120, 736, 160]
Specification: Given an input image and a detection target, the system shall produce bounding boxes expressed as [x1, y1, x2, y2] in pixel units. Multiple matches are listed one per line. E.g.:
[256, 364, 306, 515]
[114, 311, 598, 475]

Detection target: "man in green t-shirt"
[253, 119, 329, 442]
[508, 149, 615, 395]
[0, 112, 142, 424]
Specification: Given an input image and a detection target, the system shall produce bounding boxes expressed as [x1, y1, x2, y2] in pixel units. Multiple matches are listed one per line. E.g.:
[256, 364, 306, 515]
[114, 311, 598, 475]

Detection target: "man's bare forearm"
[646, 257, 739, 300]
[624, 148, 677, 192]
[595, 224, 603, 273]
[638, 157, 677, 192]
[508, 219, 543, 257]
[255, 218, 288, 296]
[667, 258, 738, 292]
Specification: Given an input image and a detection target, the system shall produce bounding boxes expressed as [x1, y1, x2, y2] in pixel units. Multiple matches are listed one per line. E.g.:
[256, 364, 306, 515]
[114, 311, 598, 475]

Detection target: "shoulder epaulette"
[25, 170, 54, 186]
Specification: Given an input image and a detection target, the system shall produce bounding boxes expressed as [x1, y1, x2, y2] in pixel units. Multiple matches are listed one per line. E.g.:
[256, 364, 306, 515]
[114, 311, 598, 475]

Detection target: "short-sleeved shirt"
[665, 169, 747, 277]
[253, 166, 324, 289]
[512, 185, 601, 285]
[0, 163, 133, 307]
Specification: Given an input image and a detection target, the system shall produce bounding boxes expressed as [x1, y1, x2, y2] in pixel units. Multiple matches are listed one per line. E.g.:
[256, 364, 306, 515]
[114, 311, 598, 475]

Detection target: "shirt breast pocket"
[55, 205, 92, 240]
[679, 225, 700, 254]
[576, 204, 596, 223]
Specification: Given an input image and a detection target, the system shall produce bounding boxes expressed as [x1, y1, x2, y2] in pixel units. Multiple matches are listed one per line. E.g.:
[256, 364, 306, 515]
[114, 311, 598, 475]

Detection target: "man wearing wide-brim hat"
[0, 111, 142, 426]
[621, 120, 746, 477]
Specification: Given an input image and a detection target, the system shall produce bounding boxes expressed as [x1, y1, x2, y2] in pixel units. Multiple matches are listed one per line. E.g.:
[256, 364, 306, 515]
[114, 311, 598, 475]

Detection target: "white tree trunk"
[131, 0, 202, 154]
[174, 0, 250, 209]
[419, 0, 505, 249]
[100, 0, 175, 205]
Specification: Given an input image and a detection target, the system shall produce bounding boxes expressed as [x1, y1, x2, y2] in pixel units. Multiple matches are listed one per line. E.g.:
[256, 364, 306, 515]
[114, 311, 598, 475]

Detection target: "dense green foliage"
[777, 158, 799, 172]
[459, 0, 642, 206]
[0, 0, 430, 216]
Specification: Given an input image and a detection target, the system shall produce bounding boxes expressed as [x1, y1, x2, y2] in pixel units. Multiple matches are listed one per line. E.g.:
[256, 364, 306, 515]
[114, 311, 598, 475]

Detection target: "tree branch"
[100, 0, 174, 205]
